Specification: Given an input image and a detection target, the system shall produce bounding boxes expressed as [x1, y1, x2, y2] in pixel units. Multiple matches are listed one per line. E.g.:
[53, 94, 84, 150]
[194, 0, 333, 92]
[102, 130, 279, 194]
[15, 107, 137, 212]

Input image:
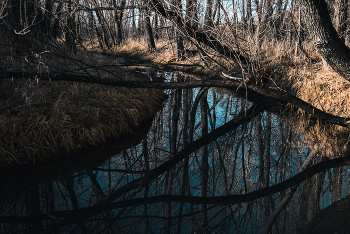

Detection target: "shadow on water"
[0, 119, 153, 201]
[0, 73, 328, 234]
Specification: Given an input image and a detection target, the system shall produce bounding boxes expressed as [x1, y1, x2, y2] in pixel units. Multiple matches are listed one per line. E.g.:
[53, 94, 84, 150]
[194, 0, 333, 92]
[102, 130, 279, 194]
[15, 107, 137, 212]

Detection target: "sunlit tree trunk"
[92, 0, 114, 49]
[131, 0, 136, 37]
[213, 0, 221, 25]
[275, 0, 284, 39]
[138, 0, 143, 36]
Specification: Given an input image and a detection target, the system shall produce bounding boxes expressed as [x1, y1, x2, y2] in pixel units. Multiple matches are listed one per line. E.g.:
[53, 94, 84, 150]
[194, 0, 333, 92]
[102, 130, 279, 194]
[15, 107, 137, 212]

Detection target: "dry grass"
[285, 63, 350, 156]
[259, 39, 350, 156]
[115, 38, 176, 64]
[0, 38, 177, 169]
[0, 79, 167, 168]
[109, 36, 350, 156]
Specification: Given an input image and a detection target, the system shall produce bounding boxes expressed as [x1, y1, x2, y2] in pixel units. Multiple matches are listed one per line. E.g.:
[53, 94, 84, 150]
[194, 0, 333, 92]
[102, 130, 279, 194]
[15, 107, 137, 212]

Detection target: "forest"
[1, 0, 350, 233]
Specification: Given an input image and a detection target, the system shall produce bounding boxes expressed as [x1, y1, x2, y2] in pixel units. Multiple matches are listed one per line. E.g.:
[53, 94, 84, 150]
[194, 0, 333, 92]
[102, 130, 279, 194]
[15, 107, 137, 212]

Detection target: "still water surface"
[0, 76, 316, 233]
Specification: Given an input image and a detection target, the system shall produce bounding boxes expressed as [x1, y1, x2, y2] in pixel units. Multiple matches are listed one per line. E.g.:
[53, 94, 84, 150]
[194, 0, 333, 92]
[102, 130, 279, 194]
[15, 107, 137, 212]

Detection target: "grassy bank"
[0, 78, 167, 168]
[259, 40, 350, 156]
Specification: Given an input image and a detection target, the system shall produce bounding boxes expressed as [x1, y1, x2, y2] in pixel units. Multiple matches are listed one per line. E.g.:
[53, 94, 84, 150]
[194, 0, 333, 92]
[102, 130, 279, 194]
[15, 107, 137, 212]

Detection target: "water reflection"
[0, 75, 319, 233]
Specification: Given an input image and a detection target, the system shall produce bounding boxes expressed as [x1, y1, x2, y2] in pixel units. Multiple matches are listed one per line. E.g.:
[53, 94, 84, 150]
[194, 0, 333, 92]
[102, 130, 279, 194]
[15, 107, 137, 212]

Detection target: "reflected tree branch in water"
[64, 174, 88, 234]
[189, 87, 209, 144]
[2, 155, 350, 224]
[263, 149, 316, 234]
[25, 103, 264, 232]
[93, 103, 264, 205]
[89, 168, 150, 174]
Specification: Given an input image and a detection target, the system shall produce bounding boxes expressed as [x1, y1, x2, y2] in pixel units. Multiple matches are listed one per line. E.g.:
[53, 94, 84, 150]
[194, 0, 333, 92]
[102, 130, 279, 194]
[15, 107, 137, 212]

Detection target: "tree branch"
[2, 71, 349, 128]
[34, 103, 263, 232]
[147, 0, 247, 63]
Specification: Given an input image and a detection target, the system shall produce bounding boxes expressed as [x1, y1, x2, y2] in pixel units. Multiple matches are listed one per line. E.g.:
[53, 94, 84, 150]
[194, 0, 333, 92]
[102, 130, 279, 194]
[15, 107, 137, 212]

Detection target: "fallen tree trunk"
[2, 71, 349, 128]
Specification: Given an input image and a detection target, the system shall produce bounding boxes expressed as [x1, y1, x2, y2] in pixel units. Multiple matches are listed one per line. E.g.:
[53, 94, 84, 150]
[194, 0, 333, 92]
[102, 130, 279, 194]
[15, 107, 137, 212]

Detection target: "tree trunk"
[335, 0, 348, 44]
[145, 8, 156, 50]
[299, 0, 350, 81]
[65, 1, 77, 54]
[114, 0, 126, 45]
[173, 0, 184, 59]
[204, 0, 214, 27]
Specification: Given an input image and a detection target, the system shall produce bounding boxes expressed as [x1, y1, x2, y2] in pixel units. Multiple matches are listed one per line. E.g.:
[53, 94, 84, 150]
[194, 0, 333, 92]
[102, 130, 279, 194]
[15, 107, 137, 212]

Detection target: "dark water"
[0, 74, 334, 233]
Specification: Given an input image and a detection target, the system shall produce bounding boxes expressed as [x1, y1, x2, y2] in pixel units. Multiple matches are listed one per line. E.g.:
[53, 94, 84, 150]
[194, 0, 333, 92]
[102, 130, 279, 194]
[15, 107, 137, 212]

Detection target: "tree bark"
[65, 1, 77, 54]
[114, 0, 126, 44]
[335, 0, 348, 44]
[145, 8, 156, 50]
[299, 0, 350, 81]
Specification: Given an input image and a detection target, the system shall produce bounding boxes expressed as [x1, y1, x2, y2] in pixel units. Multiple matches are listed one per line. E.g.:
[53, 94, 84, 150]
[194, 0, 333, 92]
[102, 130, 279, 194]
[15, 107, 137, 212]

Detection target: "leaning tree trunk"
[299, 0, 350, 81]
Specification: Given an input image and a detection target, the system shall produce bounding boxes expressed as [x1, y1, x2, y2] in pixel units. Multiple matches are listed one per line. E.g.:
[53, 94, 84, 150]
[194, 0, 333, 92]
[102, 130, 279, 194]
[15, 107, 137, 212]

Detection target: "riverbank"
[0, 77, 167, 168]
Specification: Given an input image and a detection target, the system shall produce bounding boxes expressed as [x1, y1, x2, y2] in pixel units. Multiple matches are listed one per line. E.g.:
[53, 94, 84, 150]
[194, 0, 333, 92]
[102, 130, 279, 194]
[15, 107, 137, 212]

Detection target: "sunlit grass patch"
[115, 38, 176, 64]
